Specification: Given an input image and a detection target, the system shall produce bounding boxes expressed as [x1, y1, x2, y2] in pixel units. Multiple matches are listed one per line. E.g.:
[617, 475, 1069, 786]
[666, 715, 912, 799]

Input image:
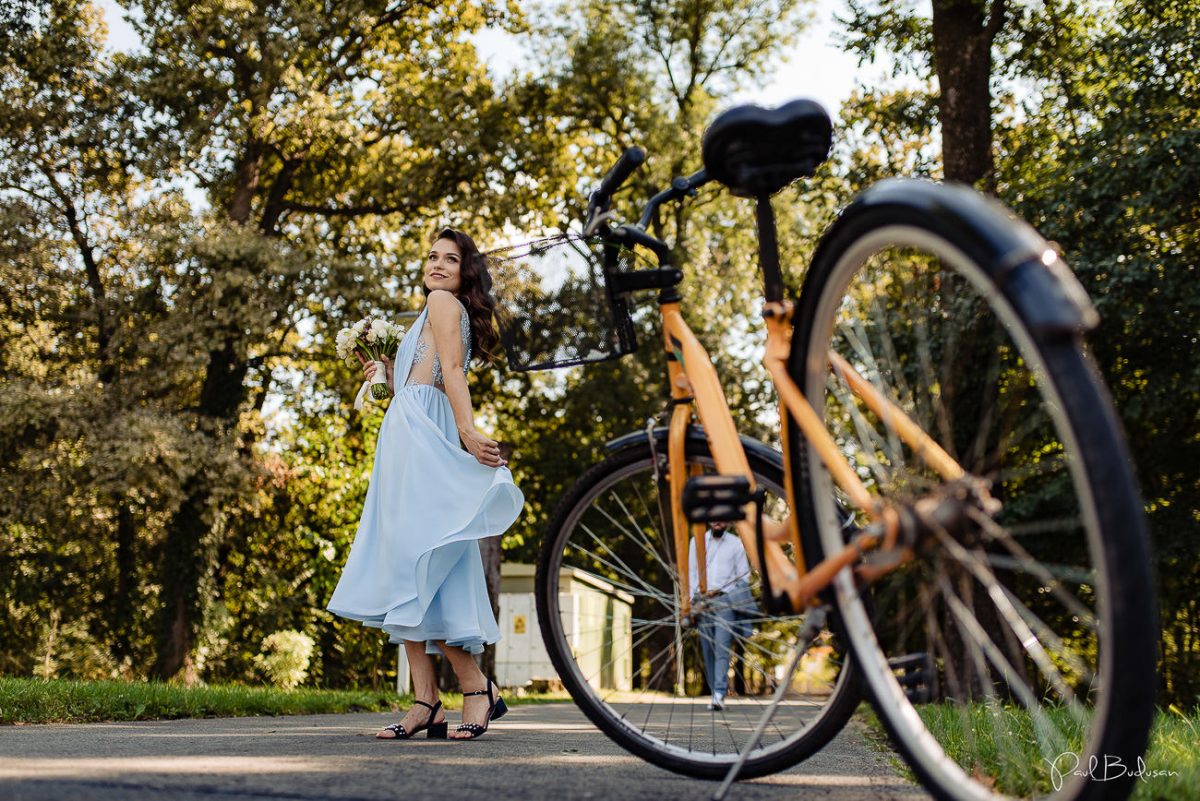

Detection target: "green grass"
[0, 677, 570, 725]
[855, 702, 1199, 801]
[1138, 708, 1200, 801]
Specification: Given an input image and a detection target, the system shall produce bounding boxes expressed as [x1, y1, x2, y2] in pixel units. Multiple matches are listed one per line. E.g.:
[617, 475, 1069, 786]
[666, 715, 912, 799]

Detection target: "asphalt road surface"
[0, 702, 929, 801]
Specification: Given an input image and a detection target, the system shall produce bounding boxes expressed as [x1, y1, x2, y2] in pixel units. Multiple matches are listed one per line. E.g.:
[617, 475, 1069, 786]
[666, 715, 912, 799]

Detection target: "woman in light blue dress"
[328, 228, 523, 741]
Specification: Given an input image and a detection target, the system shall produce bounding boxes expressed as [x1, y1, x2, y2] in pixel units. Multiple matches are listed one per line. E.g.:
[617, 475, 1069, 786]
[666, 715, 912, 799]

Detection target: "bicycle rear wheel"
[536, 434, 860, 779]
[788, 180, 1156, 801]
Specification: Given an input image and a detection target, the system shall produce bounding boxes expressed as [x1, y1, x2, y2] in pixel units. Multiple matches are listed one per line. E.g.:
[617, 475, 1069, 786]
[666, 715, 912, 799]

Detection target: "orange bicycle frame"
[663, 297, 972, 615]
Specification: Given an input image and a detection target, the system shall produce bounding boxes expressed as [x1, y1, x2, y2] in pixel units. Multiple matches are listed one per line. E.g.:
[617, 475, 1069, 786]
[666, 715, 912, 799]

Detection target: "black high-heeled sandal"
[453, 681, 508, 740]
[377, 699, 448, 740]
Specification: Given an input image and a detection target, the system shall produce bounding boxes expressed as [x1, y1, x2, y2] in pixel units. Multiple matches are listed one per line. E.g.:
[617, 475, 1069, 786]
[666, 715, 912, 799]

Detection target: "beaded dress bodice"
[405, 299, 472, 389]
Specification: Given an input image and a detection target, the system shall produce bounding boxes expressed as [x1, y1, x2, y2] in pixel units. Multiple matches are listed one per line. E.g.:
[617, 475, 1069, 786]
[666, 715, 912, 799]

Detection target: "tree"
[995, 0, 1200, 704]
[113, 0, 538, 678]
[0, 0, 206, 677]
[837, 0, 1199, 704]
[840, 0, 1010, 186]
[1, 0, 558, 681]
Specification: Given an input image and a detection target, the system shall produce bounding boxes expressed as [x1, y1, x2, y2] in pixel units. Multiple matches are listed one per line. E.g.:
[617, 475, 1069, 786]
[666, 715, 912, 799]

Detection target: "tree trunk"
[151, 339, 248, 679]
[152, 476, 213, 681]
[436, 652, 457, 692]
[228, 143, 264, 225]
[479, 535, 502, 683]
[931, 0, 1006, 187]
[110, 504, 137, 668]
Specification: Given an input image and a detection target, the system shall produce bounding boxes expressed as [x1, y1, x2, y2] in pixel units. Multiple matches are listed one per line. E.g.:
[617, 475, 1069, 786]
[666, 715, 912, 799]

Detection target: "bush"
[253, 630, 314, 689]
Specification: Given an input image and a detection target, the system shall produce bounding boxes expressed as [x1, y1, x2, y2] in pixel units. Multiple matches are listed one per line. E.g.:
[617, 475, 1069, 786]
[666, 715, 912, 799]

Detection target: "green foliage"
[837, 0, 933, 76]
[254, 630, 315, 689]
[994, 0, 1200, 705]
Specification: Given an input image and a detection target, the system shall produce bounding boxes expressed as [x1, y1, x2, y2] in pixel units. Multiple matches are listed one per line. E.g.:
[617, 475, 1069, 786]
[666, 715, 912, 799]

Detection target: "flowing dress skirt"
[327, 382, 523, 654]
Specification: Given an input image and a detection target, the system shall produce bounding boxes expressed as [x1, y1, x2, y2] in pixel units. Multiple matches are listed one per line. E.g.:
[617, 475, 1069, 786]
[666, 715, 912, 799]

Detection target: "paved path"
[0, 703, 928, 801]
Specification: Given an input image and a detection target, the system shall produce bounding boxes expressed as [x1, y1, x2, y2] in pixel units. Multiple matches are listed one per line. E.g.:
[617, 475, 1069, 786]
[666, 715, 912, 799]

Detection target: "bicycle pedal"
[682, 475, 752, 522]
[888, 653, 934, 703]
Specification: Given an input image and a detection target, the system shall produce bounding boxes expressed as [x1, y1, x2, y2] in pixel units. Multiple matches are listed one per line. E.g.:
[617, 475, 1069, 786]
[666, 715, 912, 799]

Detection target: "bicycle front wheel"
[536, 435, 860, 779]
[789, 180, 1157, 801]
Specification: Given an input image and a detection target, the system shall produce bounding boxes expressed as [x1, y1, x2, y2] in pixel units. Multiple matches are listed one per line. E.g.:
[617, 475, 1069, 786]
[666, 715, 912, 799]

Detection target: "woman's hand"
[359, 352, 394, 392]
[459, 426, 507, 468]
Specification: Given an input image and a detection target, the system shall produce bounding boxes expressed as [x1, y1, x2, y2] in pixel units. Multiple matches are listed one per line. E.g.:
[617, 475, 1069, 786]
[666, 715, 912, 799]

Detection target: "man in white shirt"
[687, 521, 757, 710]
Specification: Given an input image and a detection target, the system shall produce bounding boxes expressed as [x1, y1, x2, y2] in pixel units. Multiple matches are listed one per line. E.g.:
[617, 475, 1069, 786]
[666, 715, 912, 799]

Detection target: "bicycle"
[495, 99, 1158, 801]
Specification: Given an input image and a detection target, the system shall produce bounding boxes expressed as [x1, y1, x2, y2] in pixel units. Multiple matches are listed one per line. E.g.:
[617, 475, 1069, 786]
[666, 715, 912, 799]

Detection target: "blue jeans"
[696, 582, 754, 696]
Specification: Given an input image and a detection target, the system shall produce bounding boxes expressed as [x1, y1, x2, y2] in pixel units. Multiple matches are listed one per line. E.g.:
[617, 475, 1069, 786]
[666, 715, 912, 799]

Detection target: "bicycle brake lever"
[583, 209, 617, 238]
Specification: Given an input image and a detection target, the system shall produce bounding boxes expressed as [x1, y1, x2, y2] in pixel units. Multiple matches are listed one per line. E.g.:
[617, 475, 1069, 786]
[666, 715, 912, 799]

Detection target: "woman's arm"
[428, 290, 505, 468]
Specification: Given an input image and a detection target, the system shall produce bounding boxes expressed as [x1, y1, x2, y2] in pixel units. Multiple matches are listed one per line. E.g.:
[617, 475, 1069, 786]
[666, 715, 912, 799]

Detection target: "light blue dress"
[327, 298, 524, 654]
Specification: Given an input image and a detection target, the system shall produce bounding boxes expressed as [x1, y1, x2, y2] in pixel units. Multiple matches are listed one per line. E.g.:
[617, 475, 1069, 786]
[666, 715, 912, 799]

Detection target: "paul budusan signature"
[1047, 752, 1179, 791]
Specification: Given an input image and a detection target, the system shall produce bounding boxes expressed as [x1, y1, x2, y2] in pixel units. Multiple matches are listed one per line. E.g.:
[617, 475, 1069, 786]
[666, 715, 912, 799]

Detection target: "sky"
[96, 0, 874, 118]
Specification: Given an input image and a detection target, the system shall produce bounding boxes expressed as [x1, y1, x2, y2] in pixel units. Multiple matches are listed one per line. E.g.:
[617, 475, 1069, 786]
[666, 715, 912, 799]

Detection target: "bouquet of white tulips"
[335, 317, 406, 409]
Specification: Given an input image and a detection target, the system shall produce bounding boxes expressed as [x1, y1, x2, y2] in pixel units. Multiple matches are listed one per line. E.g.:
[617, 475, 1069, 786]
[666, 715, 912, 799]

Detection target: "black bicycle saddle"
[701, 99, 833, 198]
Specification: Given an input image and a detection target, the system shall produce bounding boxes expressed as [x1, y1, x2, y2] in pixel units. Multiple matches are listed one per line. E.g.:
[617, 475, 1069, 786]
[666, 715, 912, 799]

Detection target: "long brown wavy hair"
[424, 227, 502, 365]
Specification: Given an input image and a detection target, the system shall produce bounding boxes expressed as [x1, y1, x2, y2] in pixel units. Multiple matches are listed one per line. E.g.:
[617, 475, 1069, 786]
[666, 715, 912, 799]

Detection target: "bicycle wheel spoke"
[837, 321, 907, 473]
[967, 508, 1098, 627]
[869, 294, 918, 418]
[990, 513, 1081, 539]
[913, 310, 956, 459]
[632, 482, 672, 566]
[937, 572, 1075, 760]
[827, 372, 897, 488]
[932, 527, 1090, 724]
[593, 489, 676, 574]
[573, 524, 675, 605]
[963, 339, 1004, 474]
[600, 492, 680, 584]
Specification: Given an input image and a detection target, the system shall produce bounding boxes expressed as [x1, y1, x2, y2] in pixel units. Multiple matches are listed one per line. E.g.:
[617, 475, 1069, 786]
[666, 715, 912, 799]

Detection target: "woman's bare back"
[404, 297, 471, 390]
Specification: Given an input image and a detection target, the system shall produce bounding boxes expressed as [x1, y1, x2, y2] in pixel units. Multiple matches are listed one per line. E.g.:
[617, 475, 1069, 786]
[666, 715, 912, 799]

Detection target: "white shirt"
[688, 529, 751, 598]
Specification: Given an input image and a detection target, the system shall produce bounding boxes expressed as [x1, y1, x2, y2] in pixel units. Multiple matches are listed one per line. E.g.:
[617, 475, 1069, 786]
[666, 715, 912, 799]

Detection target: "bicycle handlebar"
[593, 146, 646, 207]
[586, 148, 710, 269]
[636, 168, 709, 230]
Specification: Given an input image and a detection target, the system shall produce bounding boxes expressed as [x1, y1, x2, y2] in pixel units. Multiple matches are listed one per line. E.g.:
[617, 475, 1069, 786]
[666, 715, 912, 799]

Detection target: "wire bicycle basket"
[487, 233, 640, 372]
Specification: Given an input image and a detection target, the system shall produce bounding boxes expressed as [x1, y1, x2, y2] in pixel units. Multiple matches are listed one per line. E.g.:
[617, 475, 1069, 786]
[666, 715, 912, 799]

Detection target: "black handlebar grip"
[596, 146, 646, 200]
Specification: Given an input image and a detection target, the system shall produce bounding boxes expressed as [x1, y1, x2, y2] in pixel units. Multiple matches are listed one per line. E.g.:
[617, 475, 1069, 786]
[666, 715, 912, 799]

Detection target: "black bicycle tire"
[535, 438, 862, 780]
[786, 186, 1157, 801]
